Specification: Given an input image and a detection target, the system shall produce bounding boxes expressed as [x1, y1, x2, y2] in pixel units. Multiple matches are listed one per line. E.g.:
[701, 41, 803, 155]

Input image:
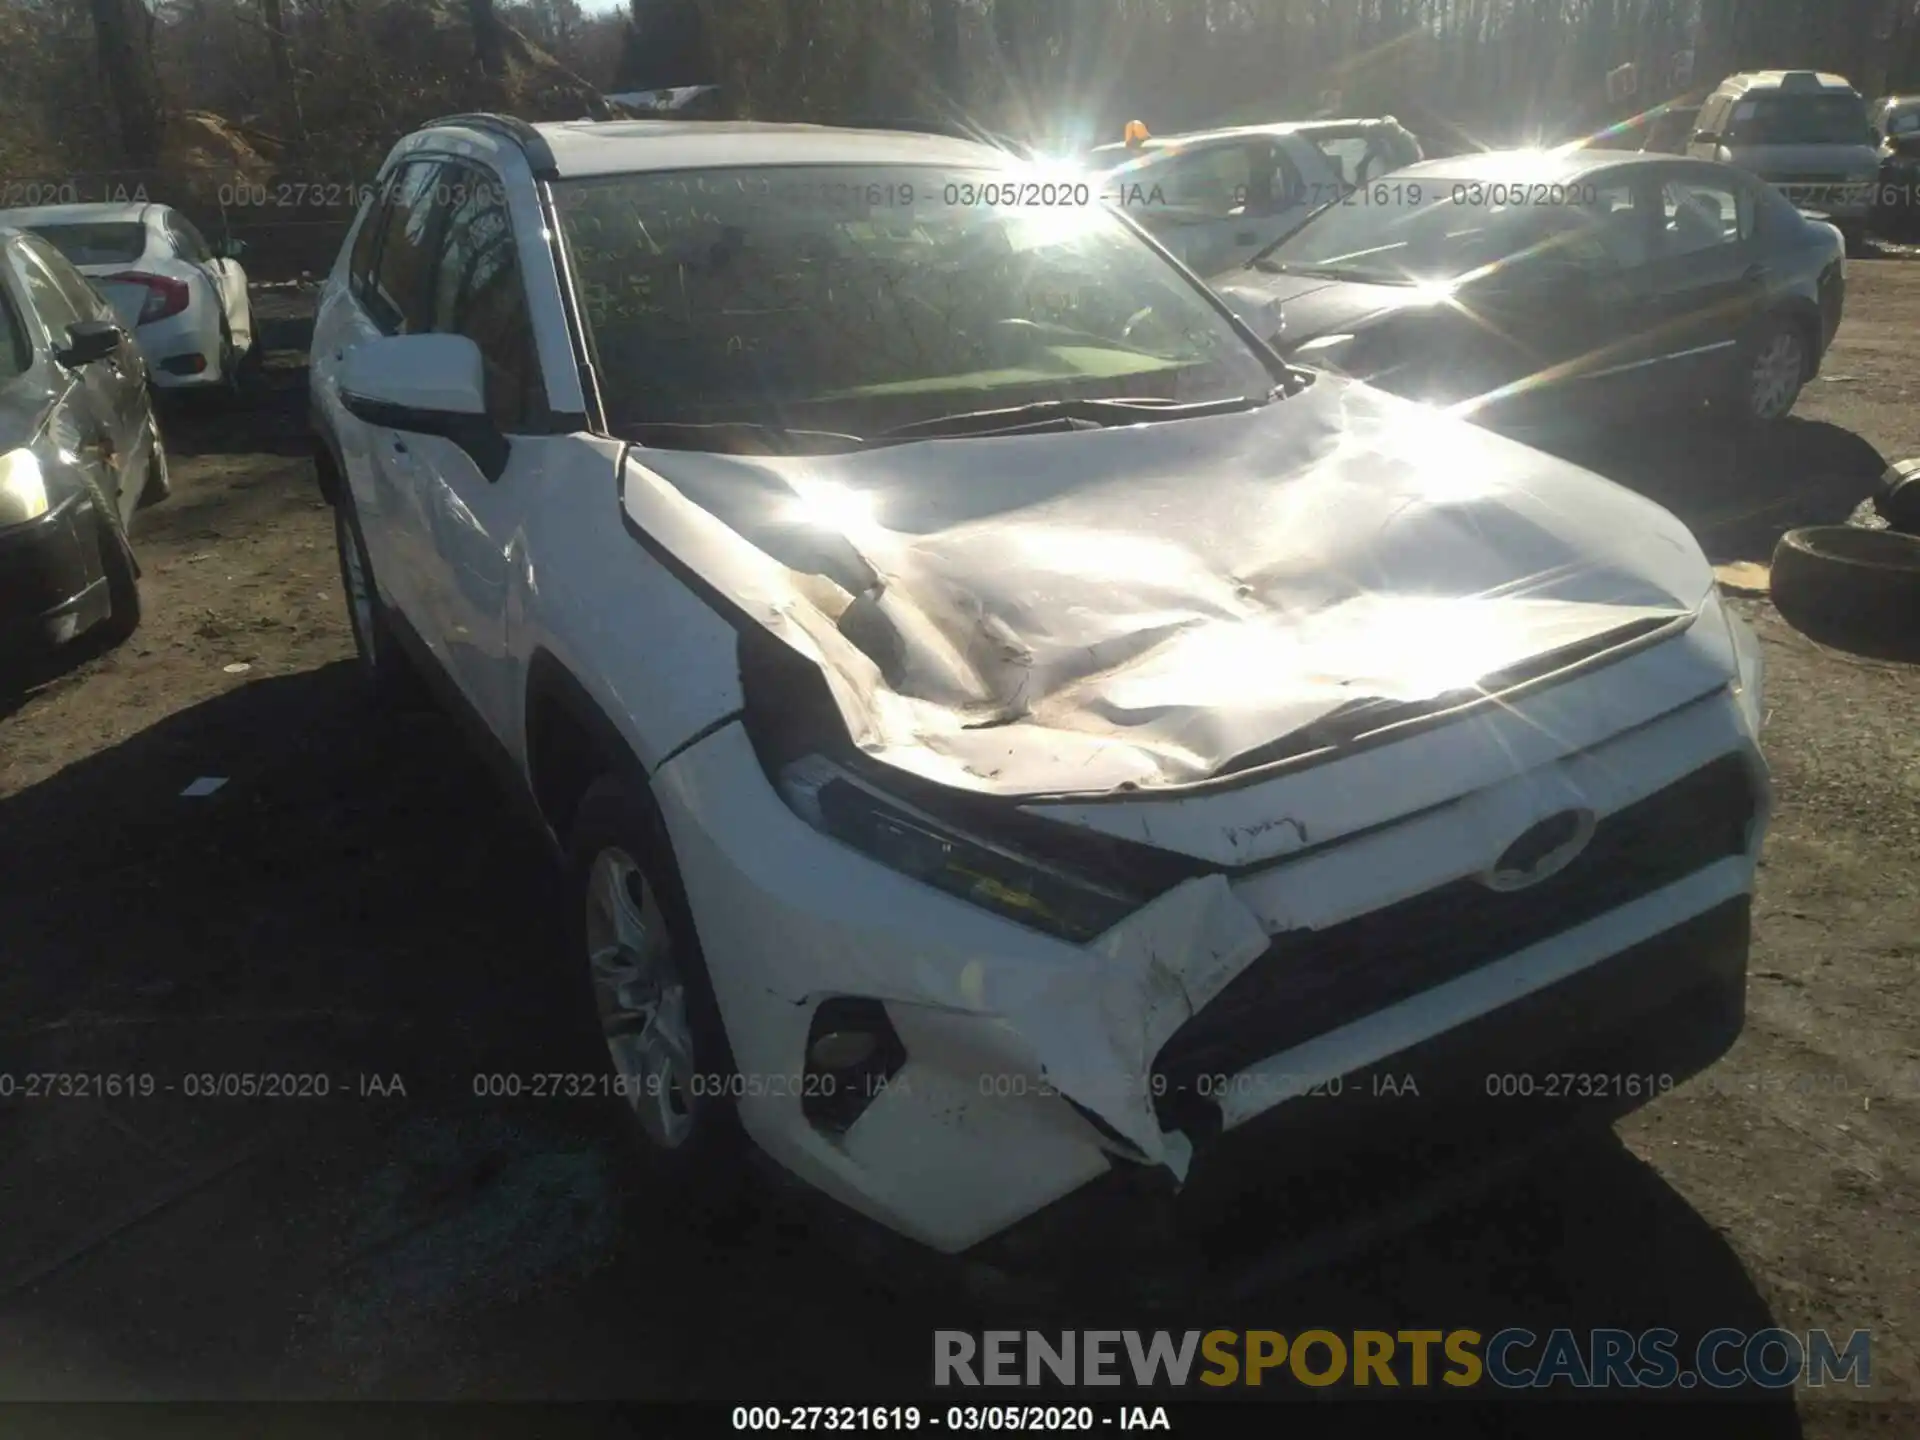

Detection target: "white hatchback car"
[309, 114, 1769, 1290]
[0, 202, 255, 391]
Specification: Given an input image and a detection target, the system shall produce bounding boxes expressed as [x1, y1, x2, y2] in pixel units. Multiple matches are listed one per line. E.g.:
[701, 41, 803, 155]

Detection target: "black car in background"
[0, 225, 166, 658]
[1211, 150, 1846, 429]
[1872, 96, 1920, 237]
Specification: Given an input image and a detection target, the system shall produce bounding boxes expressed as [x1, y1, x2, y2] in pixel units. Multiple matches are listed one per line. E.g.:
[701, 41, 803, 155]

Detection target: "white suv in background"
[309, 113, 1770, 1294]
[0, 202, 255, 391]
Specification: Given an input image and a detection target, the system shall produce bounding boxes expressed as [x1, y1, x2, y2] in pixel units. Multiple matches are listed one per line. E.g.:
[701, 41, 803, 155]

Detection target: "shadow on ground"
[1546, 417, 1889, 567]
[0, 670, 1800, 1426]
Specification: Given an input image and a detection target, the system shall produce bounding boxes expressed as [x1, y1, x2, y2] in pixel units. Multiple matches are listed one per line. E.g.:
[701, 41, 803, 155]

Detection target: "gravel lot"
[1, 265, 1916, 1431]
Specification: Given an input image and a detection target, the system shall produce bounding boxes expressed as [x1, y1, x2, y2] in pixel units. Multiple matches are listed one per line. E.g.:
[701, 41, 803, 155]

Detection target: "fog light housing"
[802, 997, 906, 1137]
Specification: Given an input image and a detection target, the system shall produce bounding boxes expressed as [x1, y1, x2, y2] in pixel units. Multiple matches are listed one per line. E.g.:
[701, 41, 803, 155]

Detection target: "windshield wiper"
[621, 420, 868, 455]
[868, 393, 1275, 445]
[1249, 259, 1354, 277]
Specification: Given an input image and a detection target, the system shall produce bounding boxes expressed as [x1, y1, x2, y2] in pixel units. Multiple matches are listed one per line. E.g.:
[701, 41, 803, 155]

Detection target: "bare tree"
[87, 0, 165, 169]
[471, 0, 507, 77]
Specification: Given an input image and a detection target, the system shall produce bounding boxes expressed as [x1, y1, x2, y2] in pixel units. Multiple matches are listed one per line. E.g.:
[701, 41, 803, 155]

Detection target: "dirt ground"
[1, 264, 1918, 1432]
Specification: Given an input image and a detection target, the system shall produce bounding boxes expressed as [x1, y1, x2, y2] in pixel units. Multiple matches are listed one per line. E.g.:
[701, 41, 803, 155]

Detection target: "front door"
[316, 159, 452, 639]
[398, 162, 550, 735]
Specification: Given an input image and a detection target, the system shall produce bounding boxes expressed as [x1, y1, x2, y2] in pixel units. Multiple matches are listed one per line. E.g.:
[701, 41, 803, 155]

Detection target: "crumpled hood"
[628, 375, 1718, 796]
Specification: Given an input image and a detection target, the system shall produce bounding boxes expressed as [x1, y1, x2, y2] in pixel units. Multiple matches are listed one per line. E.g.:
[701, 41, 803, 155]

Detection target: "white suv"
[309, 113, 1770, 1290]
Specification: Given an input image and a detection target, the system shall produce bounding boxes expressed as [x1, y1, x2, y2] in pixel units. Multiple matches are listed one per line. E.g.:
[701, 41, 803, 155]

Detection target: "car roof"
[1714, 70, 1858, 95]
[1388, 147, 1679, 181]
[0, 201, 154, 226]
[425, 118, 1021, 179]
[1086, 117, 1406, 159]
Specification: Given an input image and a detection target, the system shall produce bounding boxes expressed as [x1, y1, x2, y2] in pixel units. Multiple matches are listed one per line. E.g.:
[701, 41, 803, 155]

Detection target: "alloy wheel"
[585, 847, 699, 1150]
[1748, 330, 1805, 421]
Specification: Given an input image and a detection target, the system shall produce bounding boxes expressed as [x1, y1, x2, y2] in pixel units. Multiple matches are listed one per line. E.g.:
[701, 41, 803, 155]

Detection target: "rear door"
[1641, 164, 1766, 394]
[404, 161, 550, 734]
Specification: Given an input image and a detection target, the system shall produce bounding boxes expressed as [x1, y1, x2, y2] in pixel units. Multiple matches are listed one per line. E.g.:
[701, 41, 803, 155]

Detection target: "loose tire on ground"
[1769, 525, 1920, 652]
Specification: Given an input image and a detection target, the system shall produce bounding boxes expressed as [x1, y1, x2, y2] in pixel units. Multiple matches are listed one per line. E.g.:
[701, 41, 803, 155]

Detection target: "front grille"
[1151, 753, 1757, 1133]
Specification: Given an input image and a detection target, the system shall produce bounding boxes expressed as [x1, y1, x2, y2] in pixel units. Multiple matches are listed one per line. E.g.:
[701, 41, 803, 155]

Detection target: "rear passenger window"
[362, 162, 449, 335]
[427, 167, 543, 429]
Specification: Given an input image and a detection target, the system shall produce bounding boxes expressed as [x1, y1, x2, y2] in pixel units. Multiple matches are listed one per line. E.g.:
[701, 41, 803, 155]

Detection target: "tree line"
[3, 0, 1918, 191]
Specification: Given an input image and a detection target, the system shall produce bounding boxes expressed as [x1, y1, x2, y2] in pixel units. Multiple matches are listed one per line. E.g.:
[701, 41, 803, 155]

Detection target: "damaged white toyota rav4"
[310, 114, 1770, 1292]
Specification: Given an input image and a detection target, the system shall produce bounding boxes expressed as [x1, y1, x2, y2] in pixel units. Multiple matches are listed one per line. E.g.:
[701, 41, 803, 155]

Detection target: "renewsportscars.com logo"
[933, 1329, 1873, 1391]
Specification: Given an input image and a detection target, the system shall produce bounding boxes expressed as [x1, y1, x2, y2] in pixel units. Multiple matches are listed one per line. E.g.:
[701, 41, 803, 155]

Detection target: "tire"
[563, 772, 749, 1193]
[217, 320, 241, 399]
[90, 489, 142, 648]
[1770, 525, 1920, 652]
[1731, 314, 1809, 424]
[1875, 460, 1920, 535]
[331, 492, 428, 711]
[138, 419, 171, 508]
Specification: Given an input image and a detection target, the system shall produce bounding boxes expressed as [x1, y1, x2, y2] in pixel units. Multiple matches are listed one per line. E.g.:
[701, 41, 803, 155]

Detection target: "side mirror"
[56, 318, 123, 368]
[339, 334, 508, 480]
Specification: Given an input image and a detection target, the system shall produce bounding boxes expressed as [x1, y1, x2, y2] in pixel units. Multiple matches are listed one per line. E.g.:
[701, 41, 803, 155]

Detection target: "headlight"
[0, 449, 50, 527]
[776, 754, 1141, 942]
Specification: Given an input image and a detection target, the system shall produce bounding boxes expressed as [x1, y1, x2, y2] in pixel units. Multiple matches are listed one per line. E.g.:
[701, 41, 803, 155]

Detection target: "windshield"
[1256, 180, 1607, 284]
[1726, 94, 1871, 147]
[553, 164, 1274, 441]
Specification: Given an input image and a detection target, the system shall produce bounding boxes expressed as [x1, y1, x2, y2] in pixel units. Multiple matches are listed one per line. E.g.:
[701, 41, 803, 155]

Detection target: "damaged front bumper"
[646, 620, 1768, 1278]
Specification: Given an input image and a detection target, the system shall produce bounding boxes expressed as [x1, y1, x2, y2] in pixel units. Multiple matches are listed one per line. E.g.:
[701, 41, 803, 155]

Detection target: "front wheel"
[564, 773, 747, 1186]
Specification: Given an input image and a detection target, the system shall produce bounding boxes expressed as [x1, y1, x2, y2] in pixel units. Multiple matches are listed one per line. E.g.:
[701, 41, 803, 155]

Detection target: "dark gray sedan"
[0, 224, 165, 657]
[1211, 150, 1847, 429]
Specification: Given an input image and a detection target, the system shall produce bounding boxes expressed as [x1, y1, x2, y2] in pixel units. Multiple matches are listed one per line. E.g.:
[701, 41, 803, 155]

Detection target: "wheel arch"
[524, 647, 653, 848]
[311, 416, 344, 506]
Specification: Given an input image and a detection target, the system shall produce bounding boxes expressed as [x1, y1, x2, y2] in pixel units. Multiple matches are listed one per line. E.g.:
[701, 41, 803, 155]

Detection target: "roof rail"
[424, 112, 559, 178]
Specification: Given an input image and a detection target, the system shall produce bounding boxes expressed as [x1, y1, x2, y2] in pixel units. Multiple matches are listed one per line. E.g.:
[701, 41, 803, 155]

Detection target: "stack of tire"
[1770, 459, 1920, 658]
